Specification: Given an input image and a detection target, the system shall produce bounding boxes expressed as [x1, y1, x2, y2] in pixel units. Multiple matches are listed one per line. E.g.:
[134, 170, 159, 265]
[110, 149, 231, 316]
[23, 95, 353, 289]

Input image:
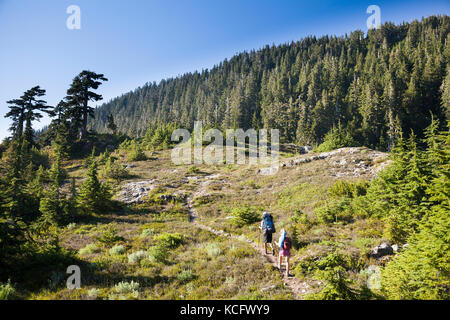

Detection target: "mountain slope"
[90, 15, 449, 151]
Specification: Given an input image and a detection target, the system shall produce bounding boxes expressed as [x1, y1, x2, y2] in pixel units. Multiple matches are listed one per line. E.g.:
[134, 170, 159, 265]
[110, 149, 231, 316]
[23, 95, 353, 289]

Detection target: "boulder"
[369, 243, 394, 259]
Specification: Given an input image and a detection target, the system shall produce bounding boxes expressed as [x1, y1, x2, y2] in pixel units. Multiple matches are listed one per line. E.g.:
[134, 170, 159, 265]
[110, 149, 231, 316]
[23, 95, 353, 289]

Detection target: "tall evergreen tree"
[65, 71, 108, 139]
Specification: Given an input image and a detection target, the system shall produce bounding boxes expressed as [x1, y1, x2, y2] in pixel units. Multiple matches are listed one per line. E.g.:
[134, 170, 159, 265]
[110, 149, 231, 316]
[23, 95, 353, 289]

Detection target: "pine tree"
[65, 71, 108, 139]
[5, 98, 26, 140]
[22, 86, 52, 151]
[38, 147, 68, 226]
[77, 160, 112, 214]
[382, 124, 450, 300]
[107, 113, 118, 135]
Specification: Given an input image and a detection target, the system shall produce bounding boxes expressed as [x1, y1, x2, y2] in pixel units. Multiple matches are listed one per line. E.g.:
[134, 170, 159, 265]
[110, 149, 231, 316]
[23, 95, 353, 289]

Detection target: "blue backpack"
[262, 213, 275, 233]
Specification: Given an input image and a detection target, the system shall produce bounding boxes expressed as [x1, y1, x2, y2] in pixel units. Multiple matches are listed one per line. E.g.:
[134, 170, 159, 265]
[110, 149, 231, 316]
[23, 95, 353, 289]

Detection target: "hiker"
[260, 212, 276, 255]
[278, 229, 292, 277]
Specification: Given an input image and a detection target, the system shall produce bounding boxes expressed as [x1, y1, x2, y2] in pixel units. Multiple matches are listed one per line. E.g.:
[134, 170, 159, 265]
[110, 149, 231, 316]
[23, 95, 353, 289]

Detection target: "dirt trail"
[185, 178, 311, 300]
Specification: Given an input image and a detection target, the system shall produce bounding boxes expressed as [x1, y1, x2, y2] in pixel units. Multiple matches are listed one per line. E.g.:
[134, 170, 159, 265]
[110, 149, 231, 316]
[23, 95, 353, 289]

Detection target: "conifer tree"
[65, 71, 108, 139]
[107, 113, 117, 135]
[77, 159, 112, 214]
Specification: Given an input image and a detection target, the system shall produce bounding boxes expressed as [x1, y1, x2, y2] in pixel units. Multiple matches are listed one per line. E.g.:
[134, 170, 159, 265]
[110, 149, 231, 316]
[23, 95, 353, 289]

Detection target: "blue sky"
[0, 0, 448, 140]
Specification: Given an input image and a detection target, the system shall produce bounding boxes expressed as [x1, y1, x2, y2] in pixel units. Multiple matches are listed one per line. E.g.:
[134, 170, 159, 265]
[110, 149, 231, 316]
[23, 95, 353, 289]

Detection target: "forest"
[91, 16, 449, 152]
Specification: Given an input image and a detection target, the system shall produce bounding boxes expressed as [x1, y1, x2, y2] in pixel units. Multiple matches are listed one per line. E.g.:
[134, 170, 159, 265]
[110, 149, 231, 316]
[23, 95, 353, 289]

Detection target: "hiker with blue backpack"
[260, 212, 276, 255]
[278, 229, 292, 277]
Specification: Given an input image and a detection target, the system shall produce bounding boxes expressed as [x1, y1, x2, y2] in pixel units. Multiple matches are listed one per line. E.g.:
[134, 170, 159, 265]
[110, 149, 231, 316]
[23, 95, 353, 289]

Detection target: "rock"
[392, 244, 399, 252]
[261, 285, 277, 292]
[304, 146, 313, 153]
[369, 243, 394, 259]
[258, 166, 280, 175]
[116, 180, 157, 204]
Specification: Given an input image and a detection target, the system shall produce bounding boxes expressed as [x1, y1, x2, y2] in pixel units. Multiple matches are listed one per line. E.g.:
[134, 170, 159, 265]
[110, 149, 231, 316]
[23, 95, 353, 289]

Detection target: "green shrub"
[204, 243, 222, 258]
[127, 141, 147, 161]
[148, 245, 169, 263]
[113, 281, 139, 299]
[316, 124, 357, 153]
[140, 228, 155, 238]
[77, 161, 113, 214]
[230, 245, 254, 259]
[109, 245, 126, 255]
[315, 199, 353, 224]
[88, 288, 100, 299]
[186, 165, 200, 174]
[78, 243, 100, 256]
[154, 232, 183, 249]
[329, 180, 354, 198]
[127, 250, 148, 264]
[96, 228, 124, 246]
[0, 281, 16, 300]
[307, 266, 358, 300]
[177, 270, 196, 283]
[100, 156, 129, 182]
[381, 208, 450, 300]
[230, 205, 260, 227]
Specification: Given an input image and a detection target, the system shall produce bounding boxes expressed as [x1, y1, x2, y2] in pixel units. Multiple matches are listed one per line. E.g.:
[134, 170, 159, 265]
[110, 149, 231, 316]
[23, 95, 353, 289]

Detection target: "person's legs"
[286, 256, 290, 276]
[278, 254, 282, 270]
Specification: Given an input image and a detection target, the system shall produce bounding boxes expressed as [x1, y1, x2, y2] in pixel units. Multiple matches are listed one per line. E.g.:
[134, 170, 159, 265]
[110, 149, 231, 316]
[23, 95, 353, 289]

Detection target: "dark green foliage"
[127, 140, 147, 162]
[316, 123, 358, 152]
[65, 71, 108, 140]
[315, 199, 354, 224]
[77, 160, 113, 214]
[99, 155, 130, 183]
[353, 119, 447, 243]
[96, 227, 124, 247]
[301, 250, 365, 300]
[381, 122, 450, 300]
[328, 180, 369, 199]
[230, 205, 260, 227]
[154, 232, 184, 249]
[310, 266, 359, 300]
[38, 148, 74, 227]
[107, 113, 118, 134]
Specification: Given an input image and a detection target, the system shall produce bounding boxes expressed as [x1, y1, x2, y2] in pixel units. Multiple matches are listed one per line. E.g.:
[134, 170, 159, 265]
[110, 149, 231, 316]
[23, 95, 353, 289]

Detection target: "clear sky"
[0, 0, 448, 140]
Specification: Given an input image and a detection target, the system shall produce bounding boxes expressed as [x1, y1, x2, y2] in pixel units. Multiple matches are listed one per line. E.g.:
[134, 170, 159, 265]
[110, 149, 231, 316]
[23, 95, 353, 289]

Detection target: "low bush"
[148, 245, 169, 263]
[177, 270, 196, 283]
[0, 281, 16, 300]
[204, 243, 222, 258]
[127, 250, 148, 264]
[230, 205, 260, 227]
[78, 243, 100, 256]
[154, 232, 183, 249]
[315, 199, 353, 224]
[109, 245, 126, 256]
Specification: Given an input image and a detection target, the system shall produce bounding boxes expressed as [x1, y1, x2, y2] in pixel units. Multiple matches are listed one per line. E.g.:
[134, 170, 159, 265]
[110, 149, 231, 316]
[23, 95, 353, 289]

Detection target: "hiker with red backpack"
[260, 212, 276, 255]
[278, 229, 292, 277]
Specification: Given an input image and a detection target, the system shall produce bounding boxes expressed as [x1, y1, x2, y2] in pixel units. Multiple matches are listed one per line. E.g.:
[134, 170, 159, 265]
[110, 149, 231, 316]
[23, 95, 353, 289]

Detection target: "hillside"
[91, 15, 449, 151]
[24, 146, 394, 300]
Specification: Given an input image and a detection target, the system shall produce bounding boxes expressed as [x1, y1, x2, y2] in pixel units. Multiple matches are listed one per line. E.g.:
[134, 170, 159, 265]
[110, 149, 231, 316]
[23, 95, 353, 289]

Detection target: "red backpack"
[283, 236, 292, 250]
